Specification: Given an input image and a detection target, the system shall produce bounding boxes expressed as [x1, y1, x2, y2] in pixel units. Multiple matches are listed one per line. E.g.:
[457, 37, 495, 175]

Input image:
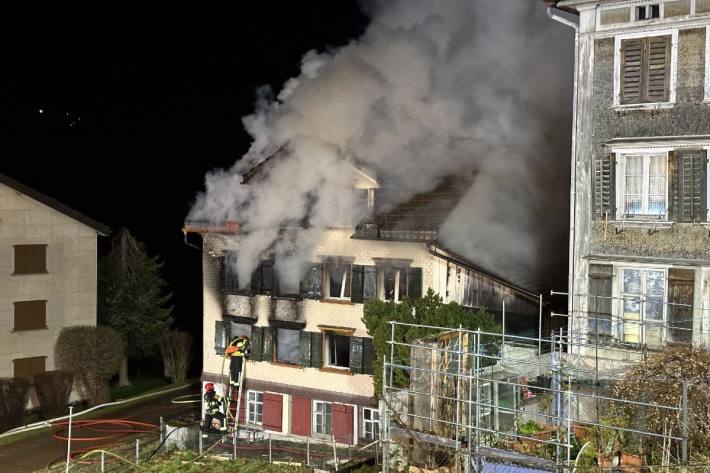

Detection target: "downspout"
[547, 6, 579, 333]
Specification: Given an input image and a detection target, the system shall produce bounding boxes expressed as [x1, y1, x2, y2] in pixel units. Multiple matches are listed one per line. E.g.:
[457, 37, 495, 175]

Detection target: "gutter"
[546, 6, 579, 325]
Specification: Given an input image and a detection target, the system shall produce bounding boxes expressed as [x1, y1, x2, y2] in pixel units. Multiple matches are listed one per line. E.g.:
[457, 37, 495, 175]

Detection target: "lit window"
[362, 408, 380, 440]
[313, 400, 332, 435]
[247, 391, 263, 425]
[620, 153, 667, 218]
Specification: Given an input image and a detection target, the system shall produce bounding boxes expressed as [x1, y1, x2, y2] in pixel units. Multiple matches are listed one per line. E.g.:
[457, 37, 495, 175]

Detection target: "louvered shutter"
[668, 269, 694, 343]
[645, 35, 671, 103]
[407, 267, 423, 300]
[223, 252, 239, 294]
[351, 265, 365, 303]
[363, 267, 377, 300]
[362, 338, 375, 375]
[621, 38, 643, 104]
[668, 151, 679, 221]
[588, 265, 613, 340]
[593, 154, 615, 219]
[262, 327, 274, 361]
[251, 326, 263, 361]
[310, 332, 322, 368]
[214, 321, 227, 355]
[300, 264, 323, 299]
[677, 150, 707, 222]
[300, 331, 312, 367]
[349, 337, 364, 373]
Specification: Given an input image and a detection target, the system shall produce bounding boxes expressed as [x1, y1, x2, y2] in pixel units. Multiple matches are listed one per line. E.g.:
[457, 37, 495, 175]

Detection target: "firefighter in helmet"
[225, 335, 250, 386]
[202, 382, 227, 438]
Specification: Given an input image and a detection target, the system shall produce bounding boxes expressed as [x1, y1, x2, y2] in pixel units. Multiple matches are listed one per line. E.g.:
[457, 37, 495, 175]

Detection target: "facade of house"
[0, 174, 109, 401]
[189, 173, 542, 445]
[555, 0, 710, 361]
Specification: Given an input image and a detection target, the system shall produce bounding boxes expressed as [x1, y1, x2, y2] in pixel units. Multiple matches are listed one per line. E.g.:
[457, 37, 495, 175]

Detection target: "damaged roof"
[0, 173, 110, 236]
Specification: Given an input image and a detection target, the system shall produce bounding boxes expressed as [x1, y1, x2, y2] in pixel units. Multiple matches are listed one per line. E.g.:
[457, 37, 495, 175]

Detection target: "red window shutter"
[332, 403, 354, 444]
[262, 393, 283, 431]
[291, 396, 311, 436]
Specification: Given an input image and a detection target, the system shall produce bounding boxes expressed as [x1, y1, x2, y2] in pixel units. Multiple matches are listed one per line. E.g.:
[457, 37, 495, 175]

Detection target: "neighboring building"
[551, 0, 710, 361]
[186, 169, 544, 445]
[0, 174, 109, 402]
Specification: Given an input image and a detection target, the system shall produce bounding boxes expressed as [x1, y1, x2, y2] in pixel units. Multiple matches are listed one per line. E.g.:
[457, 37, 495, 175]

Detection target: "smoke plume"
[189, 0, 573, 289]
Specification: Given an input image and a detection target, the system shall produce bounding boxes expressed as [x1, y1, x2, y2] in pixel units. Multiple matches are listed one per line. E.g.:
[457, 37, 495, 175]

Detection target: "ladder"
[226, 358, 246, 451]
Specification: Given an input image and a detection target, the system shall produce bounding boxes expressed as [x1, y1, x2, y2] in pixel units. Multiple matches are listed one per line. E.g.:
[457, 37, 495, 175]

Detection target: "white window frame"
[614, 148, 672, 220]
[362, 407, 380, 440]
[613, 29, 678, 109]
[312, 400, 332, 436]
[247, 390, 263, 425]
[324, 261, 351, 300]
[705, 25, 710, 102]
[597, 1, 706, 31]
[618, 267, 668, 346]
[323, 331, 351, 370]
[378, 266, 408, 303]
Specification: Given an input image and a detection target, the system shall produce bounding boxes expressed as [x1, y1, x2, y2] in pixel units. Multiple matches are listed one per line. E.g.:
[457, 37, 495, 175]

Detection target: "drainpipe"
[547, 6, 579, 338]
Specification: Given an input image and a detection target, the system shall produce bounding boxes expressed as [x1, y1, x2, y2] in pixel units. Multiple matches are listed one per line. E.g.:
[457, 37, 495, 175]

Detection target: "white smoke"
[189, 0, 573, 287]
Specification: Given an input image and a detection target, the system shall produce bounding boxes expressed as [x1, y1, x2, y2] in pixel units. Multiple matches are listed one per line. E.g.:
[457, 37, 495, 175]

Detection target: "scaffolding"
[380, 295, 705, 473]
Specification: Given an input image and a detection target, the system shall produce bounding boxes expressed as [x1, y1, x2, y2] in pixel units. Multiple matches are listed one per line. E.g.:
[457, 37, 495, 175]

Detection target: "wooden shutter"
[13, 356, 46, 384]
[300, 331, 312, 367]
[668, 269, 694, 343]
[363, 267, 377, 300]
[250, 265, 262, 294]
[13, 245, 47, 275]
[13, 300, 47, 331]
[291, 396, 311, 436]
[621, 38, 643, 104]
[310, 332, 322, 368]
[262, 393, 283, 431]
[349, 337, 364, 373]
[300, 264, 323, 299]
[677, 150, 707, 222]
[668, 151, 679, 221]
[332, 403, 354, 444]
[223, 252, 239, 294]
[407, 267, 423, 300]
[214, 321, 227, 355]
[262, 327, 274, 361]
[588, 264, 613, 340]
[351, 265, 365, 303]
[251, 326, 263, 361]
[362, 338, 375, 375]
[645, 35, 671, 103]
[593, 154, 615, 219]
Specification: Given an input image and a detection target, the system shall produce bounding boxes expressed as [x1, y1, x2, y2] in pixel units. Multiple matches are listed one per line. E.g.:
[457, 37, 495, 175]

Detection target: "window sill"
[12, 327, 49, 333]
[319, 367, 353, 376]
[321, 299, 354, 306]
[271, 361, 303, 369]
[612, 102, 676, 111]
[11, 271, 49, 276]
[609, 219, 672, 229]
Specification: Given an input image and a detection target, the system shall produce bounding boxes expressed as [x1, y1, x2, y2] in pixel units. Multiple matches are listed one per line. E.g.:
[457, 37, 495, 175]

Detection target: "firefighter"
[201, 382, 227, 438]
[225, 335, 250, 387]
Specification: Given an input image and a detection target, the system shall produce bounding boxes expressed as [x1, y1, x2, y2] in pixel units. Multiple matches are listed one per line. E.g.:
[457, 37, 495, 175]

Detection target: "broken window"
[620, 153, 667, 218]
[313, 400, 332, 435]
[13, 300, 47, 331]
[324, 333, 351, 369]
[247, 390, 263, 425]
[13, 245, 47, 275]
[619, 35, 671, 104]
[250, 260, 274, 295]
[325, 261, 351, 300]
[275, 328, 301, 365]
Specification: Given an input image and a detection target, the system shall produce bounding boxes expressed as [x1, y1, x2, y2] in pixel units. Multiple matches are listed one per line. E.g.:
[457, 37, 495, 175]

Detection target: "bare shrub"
[0, 378, 30, 433]
[35, 370, 74, 419]
[159, 330, 193, 385]
[55, 326, 123, 406]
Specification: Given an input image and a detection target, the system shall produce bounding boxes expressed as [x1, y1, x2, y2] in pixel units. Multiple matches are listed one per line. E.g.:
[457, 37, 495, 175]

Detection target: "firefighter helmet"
[204, 382, 215, 393]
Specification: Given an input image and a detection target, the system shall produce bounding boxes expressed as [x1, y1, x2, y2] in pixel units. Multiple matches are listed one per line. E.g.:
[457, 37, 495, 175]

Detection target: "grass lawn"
[110, 376, 171, 401]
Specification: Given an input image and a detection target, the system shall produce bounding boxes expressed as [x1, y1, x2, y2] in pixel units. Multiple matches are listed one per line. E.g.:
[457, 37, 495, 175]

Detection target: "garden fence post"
[682, 378, 689, 466]
[348, 434, 352, 461]
[101, 450, 105, 473]
[269, 433, 272, 463]
[160, 416, 165, 444]
[135, 438, 140, 464]
[198, 430, 203, 455]
[65, 405, 73, 473]
[306, 436, 310, 466]
[332, 435, 339, 471]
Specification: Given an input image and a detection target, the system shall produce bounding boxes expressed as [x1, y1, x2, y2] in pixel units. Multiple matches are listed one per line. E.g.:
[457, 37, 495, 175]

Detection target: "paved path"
[0, 385, 200, 472]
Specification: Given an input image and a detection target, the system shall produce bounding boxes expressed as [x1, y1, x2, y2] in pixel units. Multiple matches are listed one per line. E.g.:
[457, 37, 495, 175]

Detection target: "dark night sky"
[0, 4, 368, 336]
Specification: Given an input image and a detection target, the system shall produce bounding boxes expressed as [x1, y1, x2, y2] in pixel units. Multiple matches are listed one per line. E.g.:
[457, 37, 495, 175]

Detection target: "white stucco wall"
[0, 182, 99, 381]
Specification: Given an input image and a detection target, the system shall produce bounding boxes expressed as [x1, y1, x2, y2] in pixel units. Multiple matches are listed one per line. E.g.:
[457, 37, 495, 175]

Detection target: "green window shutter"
[593, 154, 615, 220]
[262, 327, 274, 361]
[363, 267, 377, 301]
[300, 264, 323, 299]
[214, 321, 227, 355]
[351, 265, 365, 303]
[223, 252, 239, 294]
[407, 267, 423, 300]
[677, 150, 707, 222]
[588, 264, 613, 340]
[362, 338, 375, 375]
[349, 337, 364, 373]
[310, 332, 322, 368]
[251, 326, 263, 362]
[620, 38, 643, 104]
[300, 331, 312, 367]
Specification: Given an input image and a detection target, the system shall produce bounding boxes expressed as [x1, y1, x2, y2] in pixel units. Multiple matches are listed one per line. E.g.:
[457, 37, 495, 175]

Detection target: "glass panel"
[277, 328, 301, 364]
[645, 270, 665, 321]
[623, 269, 641, 294]
[327, 334, 350, 367]
[327, 263, 351, 298]
[384, 268, 398, 301]
[648, 155, 666, 215]
[625, 156, 643, 215]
